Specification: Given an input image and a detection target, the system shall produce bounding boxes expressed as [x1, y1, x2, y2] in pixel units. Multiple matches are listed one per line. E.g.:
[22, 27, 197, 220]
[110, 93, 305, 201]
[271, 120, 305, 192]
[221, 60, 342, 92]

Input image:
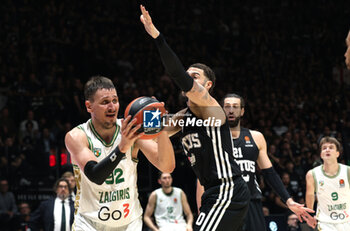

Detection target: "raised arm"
[140, 5, 220, 108]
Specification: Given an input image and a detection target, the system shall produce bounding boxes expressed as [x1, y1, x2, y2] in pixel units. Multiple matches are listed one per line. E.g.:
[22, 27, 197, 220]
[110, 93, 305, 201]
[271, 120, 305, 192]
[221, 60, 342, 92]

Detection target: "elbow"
[161, 162, 175, 173]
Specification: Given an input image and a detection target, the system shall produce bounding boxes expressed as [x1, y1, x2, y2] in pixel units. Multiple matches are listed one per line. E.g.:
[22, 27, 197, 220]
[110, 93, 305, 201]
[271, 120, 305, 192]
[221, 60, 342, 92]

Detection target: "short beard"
[228, 116, 241, 128]
[103, 121, 116, 129]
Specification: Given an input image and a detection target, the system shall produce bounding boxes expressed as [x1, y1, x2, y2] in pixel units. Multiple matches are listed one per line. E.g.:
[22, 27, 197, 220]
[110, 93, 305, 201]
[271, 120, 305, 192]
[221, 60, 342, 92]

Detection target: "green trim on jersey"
[321, 164, 341, 178]
[312, 169, 318, 193]
[88, 119, 120, 147]
[77, 125, 93, 150]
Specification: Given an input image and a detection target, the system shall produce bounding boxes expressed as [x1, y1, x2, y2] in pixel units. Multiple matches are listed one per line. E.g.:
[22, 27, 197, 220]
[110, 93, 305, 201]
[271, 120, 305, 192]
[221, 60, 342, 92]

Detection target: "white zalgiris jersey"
[154, 187, 186, 227]
[313, 164, 350, 223]
[73, 119, 142, 227]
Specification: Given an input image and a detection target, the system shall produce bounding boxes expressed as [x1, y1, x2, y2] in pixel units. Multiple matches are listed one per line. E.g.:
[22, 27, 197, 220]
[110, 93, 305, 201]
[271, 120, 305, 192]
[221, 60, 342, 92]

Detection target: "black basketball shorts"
[194, 176, 250, 231]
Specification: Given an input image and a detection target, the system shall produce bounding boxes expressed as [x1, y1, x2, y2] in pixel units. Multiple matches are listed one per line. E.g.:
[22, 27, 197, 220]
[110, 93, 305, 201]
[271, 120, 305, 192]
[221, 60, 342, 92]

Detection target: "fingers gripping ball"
[124, 97, 166, 139]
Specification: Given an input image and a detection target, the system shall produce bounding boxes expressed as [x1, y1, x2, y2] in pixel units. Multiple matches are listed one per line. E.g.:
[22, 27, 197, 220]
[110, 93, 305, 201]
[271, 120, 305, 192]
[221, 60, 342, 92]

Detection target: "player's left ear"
[241, 107, 245, 116]
[205, 80, 212, 91]
[86, 100, 93, 113]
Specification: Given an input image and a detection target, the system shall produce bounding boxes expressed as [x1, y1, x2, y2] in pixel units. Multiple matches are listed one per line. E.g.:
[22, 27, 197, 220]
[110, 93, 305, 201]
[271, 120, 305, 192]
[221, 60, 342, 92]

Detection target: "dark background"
[1, 0, 350, 229]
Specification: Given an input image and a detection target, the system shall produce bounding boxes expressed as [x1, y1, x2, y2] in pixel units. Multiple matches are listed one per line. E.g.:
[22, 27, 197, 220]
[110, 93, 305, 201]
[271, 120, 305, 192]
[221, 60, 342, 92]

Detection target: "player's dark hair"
[157, 171, 172, 179]
[190, 63, 216, 93]
[84, 76, 115, 101]
[319, 136, 342, 152]
[222, 93, 245, 108]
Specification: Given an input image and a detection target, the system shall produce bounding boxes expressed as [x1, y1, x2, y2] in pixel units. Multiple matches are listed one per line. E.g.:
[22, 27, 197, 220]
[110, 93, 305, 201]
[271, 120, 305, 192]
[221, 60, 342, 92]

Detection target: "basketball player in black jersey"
[140, 5, 249, 231]
[216, 93, 314, 231]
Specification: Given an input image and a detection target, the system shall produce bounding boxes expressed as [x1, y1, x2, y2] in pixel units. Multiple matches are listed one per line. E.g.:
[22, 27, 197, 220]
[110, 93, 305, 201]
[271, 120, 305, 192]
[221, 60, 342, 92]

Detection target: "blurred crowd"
[1, 0, 350, 229]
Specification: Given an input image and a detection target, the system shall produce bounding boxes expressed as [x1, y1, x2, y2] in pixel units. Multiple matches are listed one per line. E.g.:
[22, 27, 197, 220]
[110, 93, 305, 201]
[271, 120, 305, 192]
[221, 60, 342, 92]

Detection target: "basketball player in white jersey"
[305, 136, 350, 230]
[144, 172, 193, 231]
[65, 76, 175, 231]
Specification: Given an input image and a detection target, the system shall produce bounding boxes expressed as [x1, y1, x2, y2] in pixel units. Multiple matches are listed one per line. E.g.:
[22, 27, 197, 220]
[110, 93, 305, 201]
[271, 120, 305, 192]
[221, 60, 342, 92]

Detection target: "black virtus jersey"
[232, 127, 262, 199]
[181, 108, 242, 189]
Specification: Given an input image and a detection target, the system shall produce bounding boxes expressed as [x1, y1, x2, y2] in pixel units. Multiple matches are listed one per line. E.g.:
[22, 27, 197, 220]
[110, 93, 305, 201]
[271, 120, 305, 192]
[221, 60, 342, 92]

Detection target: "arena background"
[1, 0, 350, 230]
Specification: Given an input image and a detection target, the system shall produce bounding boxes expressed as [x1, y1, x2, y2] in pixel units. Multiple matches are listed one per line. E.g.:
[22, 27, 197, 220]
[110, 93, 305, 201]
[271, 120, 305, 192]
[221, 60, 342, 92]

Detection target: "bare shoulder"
[250, 129, 264, 139]
[250, 130, 266, 145]
[306, 169, 314, 180]
[64, 127, 89, 153]
[65, 127, 86, 143]
[149, 190, 157, 201]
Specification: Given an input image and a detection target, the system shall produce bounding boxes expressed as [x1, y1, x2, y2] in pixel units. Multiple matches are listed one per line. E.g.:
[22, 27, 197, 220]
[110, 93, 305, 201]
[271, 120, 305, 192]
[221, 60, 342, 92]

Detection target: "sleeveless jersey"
[154, 187, 186, 227]
[181, 108, 242, 189]
[72, 119, 142, 227]
[313, 164, 350, 223]
[232, 128, 262, 200]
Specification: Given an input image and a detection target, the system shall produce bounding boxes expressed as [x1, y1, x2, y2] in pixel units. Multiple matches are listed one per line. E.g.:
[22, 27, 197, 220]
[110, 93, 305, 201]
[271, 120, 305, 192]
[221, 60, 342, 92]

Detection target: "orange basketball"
[124, 96, 166, 139]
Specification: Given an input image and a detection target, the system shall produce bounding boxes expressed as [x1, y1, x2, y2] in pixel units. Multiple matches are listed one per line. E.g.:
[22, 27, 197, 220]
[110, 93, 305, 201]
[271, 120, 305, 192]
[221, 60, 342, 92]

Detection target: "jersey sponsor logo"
[319, 180, 324, 186]
[340, 179, 345, 188]
[327, 203, 347, 211]
[98, 203, 130, 221]
[98, 188, 130, 203]
[167, 206, 174, 214]
[244, 136, 253, 147]
[93, 148, 102, 157]
[174, 198, 178, 203]
[236, 160, 255, 173]
[330, 211, 349, 220]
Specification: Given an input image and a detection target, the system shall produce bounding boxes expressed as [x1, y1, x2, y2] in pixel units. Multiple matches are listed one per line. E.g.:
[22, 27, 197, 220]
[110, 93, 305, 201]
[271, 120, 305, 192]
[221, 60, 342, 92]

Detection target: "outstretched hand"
[140, 5, 160, 39]
[286, 199, 316, 226]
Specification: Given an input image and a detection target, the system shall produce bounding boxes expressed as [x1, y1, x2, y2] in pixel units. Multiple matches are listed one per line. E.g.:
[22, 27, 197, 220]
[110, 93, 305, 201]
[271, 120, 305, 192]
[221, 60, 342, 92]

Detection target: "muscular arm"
[181, 190, 194, 231]
[305, 170, 315, 210]
[144, 192, 159, 231]
[253, 130, 314, 221]
[140, 5, 222, 109]
[305, 170, 317, 228]
[135, 131, 175, 173]
[254, 130, 290, 202]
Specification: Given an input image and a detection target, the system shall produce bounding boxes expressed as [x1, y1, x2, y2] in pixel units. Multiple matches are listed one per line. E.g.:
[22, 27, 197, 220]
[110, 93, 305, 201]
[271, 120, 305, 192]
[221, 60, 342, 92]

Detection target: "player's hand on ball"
[119, 115, 144, 153]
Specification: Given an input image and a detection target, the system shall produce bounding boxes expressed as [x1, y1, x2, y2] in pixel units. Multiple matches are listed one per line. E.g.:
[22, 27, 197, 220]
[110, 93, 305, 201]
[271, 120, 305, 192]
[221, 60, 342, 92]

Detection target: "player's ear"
[157, 179, 161, 185]
[205, 80, 212, 91]
[86, 100, 92, 113]
[241, 107, 245, 116]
